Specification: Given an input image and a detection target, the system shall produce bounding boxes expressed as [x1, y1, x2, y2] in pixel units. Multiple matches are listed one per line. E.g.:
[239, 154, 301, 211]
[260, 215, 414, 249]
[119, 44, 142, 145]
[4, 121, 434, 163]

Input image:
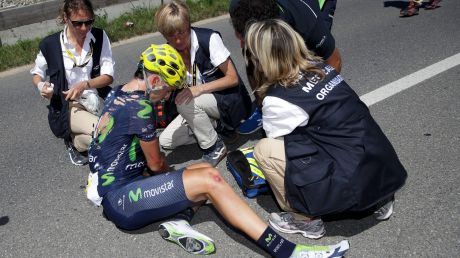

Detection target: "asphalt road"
[1, 0, 459, 257]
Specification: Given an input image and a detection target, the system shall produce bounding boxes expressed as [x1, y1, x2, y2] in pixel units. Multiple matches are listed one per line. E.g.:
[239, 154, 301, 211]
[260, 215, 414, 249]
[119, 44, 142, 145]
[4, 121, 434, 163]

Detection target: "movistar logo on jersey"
[128, 188, 143, 203]
[137, 100, 153, 119]
[101, 172, 115, 186]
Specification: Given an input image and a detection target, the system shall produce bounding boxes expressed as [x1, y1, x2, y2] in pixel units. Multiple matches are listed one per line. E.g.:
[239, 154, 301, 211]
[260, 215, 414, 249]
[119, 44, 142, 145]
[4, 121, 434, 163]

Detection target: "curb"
[0, 14, 230, 78]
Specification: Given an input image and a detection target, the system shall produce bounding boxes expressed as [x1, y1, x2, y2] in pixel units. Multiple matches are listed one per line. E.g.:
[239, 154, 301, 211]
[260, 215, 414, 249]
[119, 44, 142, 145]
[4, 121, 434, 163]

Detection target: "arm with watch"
[62, 74, 113, 101]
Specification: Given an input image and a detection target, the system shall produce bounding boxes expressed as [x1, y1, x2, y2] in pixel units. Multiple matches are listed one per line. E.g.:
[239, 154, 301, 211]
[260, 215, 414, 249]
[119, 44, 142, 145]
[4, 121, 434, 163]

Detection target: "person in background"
[31, 0, 114, 166]
[86, 43, 349, 258]
[154, 0, 252, 166]
[243, 19, 407, 239]
[319, 0, 337, 30]
[400, 0, 442, 17]
[229, 0, 342, 135]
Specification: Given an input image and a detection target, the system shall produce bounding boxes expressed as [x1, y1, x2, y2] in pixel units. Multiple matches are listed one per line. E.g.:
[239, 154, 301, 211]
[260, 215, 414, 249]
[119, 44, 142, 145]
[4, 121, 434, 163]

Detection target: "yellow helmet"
[140, 44, 186, 89]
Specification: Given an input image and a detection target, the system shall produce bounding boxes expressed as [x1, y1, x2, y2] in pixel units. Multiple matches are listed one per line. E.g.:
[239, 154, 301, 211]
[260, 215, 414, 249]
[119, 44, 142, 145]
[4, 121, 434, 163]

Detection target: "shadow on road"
[383, 1, 409, 9]
[0, 216, 9, 226]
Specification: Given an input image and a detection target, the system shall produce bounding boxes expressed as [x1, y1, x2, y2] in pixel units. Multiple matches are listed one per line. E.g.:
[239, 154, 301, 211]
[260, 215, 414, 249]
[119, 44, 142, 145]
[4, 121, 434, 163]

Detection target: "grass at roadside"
[0, 0, 229, 72]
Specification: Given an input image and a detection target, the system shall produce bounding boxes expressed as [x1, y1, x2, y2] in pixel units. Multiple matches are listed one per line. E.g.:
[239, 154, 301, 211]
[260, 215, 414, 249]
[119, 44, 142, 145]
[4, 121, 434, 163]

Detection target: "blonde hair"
[244, 19, 324, 101]
[154, 0, 190, 36]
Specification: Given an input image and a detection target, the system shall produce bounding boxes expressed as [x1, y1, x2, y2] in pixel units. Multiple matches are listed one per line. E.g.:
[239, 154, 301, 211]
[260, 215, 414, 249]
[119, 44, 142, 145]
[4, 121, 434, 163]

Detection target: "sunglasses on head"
[70, 19, 95, 27]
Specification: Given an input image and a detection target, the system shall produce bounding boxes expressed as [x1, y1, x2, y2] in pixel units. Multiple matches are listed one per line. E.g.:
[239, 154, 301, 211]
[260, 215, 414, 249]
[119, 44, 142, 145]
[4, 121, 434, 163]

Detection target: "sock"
[256, 226, 296, 258]
[173, 207, 195, 223]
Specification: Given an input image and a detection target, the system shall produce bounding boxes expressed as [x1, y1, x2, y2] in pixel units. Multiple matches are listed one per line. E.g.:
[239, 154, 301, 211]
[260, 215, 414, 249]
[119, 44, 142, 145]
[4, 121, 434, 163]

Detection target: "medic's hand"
[38, 81, 54, 99]
[175, 86, 202, 105]
[63, 81, 87, 101]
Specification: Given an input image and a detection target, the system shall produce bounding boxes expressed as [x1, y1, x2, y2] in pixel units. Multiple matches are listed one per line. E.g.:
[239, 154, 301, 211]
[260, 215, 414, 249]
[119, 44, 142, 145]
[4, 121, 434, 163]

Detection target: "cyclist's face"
[145, 72, 173, 103]
[66, 9, 93, 41]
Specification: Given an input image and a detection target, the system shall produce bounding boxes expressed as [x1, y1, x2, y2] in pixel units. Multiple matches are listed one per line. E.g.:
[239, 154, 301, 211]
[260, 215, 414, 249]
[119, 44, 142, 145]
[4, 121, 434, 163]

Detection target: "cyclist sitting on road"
[86, 43, 349, 258]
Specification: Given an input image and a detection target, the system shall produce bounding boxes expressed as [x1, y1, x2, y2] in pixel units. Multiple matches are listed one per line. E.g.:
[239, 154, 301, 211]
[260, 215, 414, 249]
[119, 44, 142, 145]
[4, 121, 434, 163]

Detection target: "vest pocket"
[285, 138, 353, 216]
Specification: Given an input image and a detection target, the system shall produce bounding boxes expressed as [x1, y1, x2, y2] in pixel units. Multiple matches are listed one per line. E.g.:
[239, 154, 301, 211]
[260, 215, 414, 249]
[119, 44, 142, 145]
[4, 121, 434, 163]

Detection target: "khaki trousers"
[159, 93, 220, 150]
[69, 102, 98, 152]
[254, 137, 312, 220]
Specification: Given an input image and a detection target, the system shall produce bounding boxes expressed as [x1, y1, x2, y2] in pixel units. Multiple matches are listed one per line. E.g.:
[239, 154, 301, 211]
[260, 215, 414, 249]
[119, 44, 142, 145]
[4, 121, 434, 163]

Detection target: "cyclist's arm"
[325, 47, 342, 73]
[140, 138, 168, 174]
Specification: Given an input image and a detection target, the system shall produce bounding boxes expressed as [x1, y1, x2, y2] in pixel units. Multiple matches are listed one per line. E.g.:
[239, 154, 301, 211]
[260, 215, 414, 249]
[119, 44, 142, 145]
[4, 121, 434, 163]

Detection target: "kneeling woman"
[244, 19, 407, 235]
[86, 44, 348, 258]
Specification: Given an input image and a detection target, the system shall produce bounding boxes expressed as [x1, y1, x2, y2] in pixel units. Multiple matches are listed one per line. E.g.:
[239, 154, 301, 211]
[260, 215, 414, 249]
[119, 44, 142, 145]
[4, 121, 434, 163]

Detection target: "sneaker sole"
[67, 152, 87, 166]
[330, 240, 350, 258]
[375, 201, 394, 221]
[158, 224, 215, 255]
[269, 219, 325, 239]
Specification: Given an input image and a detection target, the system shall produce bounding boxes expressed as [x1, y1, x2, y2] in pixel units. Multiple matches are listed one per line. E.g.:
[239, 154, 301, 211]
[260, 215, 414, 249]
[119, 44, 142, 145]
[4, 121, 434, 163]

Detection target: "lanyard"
[61, 33, 93, 68]
[192, 62, 197, 87]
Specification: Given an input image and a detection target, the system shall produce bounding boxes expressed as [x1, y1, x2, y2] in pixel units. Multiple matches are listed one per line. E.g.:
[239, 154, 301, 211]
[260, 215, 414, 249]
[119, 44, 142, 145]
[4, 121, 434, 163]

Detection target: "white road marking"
[360, 52, 460, 106]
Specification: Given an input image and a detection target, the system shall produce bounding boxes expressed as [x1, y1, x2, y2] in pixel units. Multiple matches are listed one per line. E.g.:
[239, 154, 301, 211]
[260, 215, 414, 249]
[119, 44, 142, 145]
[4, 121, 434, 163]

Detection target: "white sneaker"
[374, 196, 395, 221]
[158, 219, 215, 255]
[289, 240, 350, 258]
[269, 212, 325, 239]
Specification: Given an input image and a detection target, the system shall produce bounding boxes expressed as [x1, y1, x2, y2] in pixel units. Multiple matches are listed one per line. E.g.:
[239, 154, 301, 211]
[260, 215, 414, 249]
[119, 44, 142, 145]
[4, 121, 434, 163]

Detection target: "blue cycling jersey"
[89, 86, 157, 197]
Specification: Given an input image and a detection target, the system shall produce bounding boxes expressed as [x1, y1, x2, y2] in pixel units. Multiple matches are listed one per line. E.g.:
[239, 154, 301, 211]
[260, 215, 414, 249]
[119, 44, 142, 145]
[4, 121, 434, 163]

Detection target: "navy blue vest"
[267, 64, 407, 216]
[193, 27, 252, 129]
[39, 28, 108, 139]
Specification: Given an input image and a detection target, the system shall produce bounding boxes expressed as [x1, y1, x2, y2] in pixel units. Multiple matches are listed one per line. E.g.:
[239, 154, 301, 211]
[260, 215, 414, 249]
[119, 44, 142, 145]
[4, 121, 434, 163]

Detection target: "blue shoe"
[238, 108, 262, 135]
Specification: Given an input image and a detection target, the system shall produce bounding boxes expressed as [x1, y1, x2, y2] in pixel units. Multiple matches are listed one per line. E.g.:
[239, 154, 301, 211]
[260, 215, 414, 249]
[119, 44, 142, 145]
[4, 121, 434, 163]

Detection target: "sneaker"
[215, 121, 239, 145]
[289, 240, 350, 258]
[64, 140, 88, 166]
[269, 212, 325, 239]
[400, 1, 420, 17]
[158, 219, 215, 255]
[202, 137, 227, 167]
[237, 108, 262, 135]
[425, 0, 441, 9]
[374, 195, 395, 221]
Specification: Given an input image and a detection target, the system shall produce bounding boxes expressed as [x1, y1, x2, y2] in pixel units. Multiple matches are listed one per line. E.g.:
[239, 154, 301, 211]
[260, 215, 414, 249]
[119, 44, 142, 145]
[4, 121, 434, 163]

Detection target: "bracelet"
[86, 80, 91, 89]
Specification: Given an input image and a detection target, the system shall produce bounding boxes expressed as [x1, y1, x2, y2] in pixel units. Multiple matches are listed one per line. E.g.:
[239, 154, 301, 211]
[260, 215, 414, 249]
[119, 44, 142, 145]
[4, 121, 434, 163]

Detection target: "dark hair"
[134, 61, 144, 79]
[57, 0, 95, 24]
[229, 0, 279, 36]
